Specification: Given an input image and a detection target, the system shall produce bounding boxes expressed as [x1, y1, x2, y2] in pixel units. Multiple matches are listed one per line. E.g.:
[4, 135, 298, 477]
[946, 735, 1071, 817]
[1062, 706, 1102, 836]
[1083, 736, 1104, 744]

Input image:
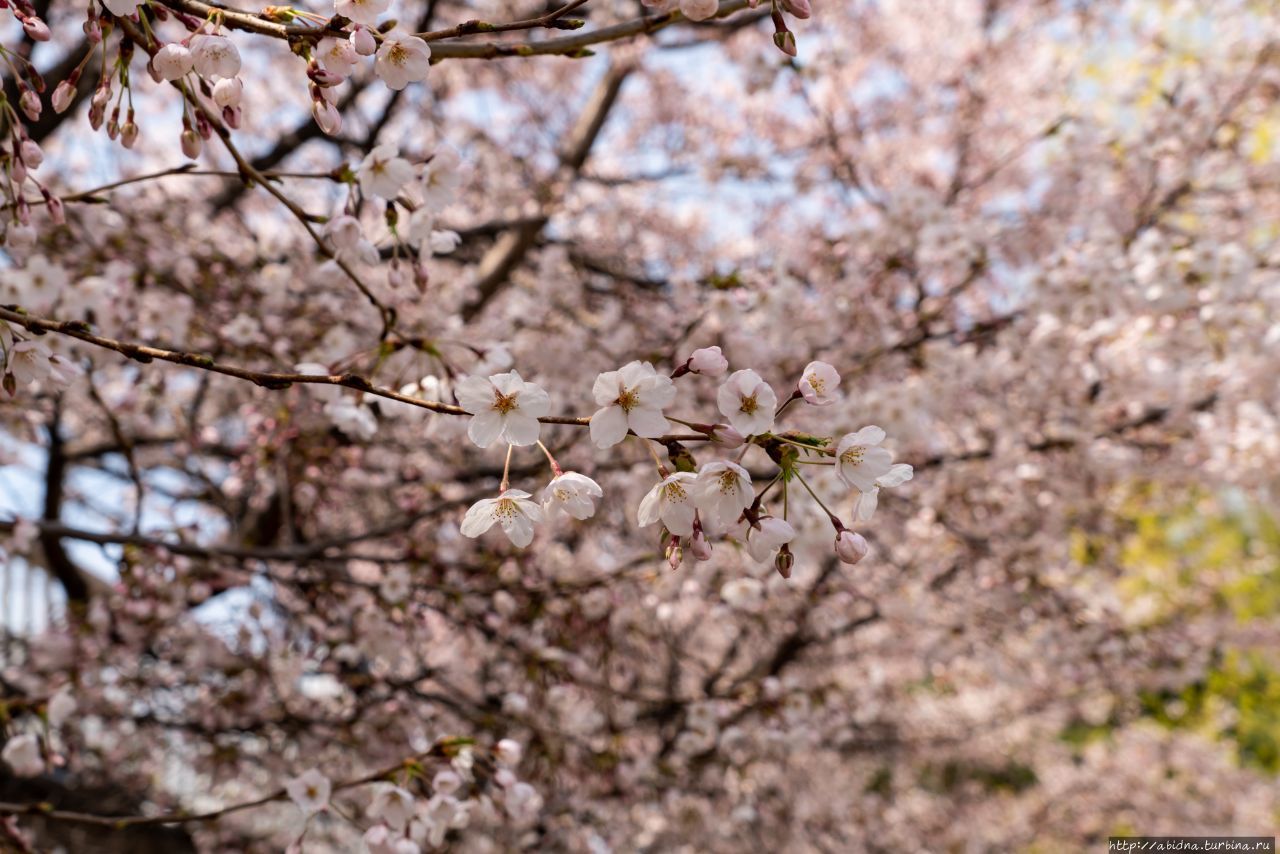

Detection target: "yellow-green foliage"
[1070, 489, 1280, 772]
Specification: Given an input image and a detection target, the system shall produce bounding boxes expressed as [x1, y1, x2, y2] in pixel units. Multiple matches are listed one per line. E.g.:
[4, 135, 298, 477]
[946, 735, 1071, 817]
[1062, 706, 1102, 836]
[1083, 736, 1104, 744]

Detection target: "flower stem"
[795, 472, 840, 528]
[500, 443, 514, 491]
[536, 440, 563, 476]
[643, 438, 670, 477]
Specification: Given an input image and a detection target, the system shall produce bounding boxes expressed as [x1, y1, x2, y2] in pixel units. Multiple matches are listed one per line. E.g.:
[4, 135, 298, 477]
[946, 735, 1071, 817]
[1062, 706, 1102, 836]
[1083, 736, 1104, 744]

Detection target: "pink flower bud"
[83, 17, 102, 43]
[19, 89, 40, 121]
[21, 15, 51, 41]
[19, 139, 42, 169]
[312, 100, 341, 136]
[351, 25, 376, 56]
[222, 105, 242, 129]
[180, 129, 202, 160]
[51, 81, 75, 114]
[665, 535, 683, 571]
[688, 345, 728, 377]
[782, 0, 810, 17]
[91, 85, 112, 109]
[88, 102, 105, 130]
[195, 112, 213, 140]
[9, 158, 25, 185]
[834, 530, 868, 565]
[690, 529, 713, 561]
[121, 120, 139, 149]
[711, 423, 746, 449]
[44, 194, 65, 225]
[308, 63, 344, 88]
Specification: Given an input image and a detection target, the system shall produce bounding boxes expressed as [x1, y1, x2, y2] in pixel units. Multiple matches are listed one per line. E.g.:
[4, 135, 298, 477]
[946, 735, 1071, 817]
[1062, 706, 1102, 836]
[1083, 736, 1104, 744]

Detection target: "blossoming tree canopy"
[2, 0, 1280, 849]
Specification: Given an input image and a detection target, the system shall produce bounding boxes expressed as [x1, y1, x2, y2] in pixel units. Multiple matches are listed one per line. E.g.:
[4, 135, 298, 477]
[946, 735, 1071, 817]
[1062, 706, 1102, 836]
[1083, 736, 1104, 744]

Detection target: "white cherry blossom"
[693, 460, 753, 528]
[852, 463, 914, 521]
[358, 144, 414, 200]
[2, 733, 41, 777]
[315, 36, 358, 75]
[717, 369, 777, 437]
[368, 783, 416, 830]
[798, 360, 840, 406]
[542, 472, 603, 520]
[636, 472, 698, 536]
[286, 769, 331, 815]
[375, 35, 431, 91]
[335, 0, 389, 25]
[152, 43, 194, 81]
[745, 516, 796, 563]
[589, 361, 677, 449]
[835, 426, 894, 493]
[454, 370, 549, 448]
[190, 35, 241, 79]
[460, 489, 543, 547]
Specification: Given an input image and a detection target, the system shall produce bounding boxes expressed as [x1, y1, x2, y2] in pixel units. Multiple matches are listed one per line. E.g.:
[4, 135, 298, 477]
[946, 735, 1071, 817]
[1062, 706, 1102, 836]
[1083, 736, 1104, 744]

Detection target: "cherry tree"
[1, 0, 1279, 850]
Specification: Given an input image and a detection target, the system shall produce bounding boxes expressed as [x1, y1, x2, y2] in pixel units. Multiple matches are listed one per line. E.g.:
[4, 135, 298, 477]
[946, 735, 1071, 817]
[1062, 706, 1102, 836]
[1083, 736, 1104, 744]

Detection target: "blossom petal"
[502, 411, 541, 447]
[627, 406, 670, 439]
[590, 406, 629, 449]
[468, 411, 505, 448]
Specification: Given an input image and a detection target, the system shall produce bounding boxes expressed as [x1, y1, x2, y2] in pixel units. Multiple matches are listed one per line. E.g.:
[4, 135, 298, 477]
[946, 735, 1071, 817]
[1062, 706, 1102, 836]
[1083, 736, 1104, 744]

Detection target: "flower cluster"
[284, 739, 535, 851]
[457, 350, 913, 577]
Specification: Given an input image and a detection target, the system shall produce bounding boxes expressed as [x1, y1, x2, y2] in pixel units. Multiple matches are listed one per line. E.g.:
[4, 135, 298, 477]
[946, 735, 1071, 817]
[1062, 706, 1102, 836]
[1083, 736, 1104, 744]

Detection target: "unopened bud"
[688, 345, 728, 377]
[19, 139, 41, 169]
[180, 129, 202, 160]
[21, 15, 50, 41]
[19, 89, 40, 121]
[781, 0, 811, 18]
[834, 530, 869, 565]
[44, 194, 65, 226]
[711, 423, 746, 449]
[774, 544, 794, 579]
[665, 534, 683, 571]
[121, 120, 139, 149]
[222, 105, 242, 129]
[312, 99, 341, 136]
[351, 25, 376, 56]
[51, 80, 76, 114]
[690, 529, 713, 561]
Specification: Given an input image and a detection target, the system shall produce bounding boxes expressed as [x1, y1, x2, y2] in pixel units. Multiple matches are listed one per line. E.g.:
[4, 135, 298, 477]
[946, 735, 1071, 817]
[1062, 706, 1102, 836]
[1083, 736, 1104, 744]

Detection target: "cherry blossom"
[542, 472, 604, 520]
[717, 369, 777, 437]
[589, 361, 677, 449]
[454, 370, 550, 448]
[190, 35, 241, 79]
[692, 460, 753, 528]
[852, 463, 914, 521]
[460, 489, 543, 547]
[375, 36, 432, 91]
[2, 734, 42, 777]
[315, 36, 359, 76]
[834, 426, 894, 493]
[286, 770, 331, 815]
[744, 516, 796, 563]
[797, 360, 840, 406]
[637, 472, 699, 536]
[358, 145, 415, 200]
[368, 784, 416, 830]
[152, 44, 194, 81]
